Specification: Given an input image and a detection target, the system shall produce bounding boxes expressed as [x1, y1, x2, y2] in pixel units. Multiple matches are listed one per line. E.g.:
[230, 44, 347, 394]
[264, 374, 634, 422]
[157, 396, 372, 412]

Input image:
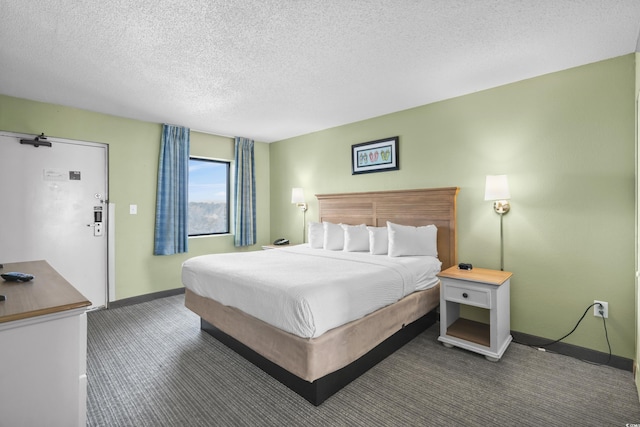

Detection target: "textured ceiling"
[1, 1, 640, 142]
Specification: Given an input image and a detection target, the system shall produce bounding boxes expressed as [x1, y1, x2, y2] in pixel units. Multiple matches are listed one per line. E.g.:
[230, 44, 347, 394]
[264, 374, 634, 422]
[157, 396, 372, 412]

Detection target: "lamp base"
[493, 200, 510, 215]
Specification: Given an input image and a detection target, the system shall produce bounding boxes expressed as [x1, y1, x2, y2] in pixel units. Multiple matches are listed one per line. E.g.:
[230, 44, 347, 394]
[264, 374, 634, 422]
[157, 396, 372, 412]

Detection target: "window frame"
[188, 156, 231, 237]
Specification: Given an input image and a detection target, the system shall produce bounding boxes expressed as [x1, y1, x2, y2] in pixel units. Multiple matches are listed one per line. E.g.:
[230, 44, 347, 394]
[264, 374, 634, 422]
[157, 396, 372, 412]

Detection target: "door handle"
[87, 223, 103, 236]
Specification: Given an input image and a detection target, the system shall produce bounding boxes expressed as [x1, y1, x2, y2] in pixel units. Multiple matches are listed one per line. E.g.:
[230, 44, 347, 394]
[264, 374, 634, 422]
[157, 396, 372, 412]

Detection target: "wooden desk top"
[0, 260, 91, 323]
[438, 266, 513, 286]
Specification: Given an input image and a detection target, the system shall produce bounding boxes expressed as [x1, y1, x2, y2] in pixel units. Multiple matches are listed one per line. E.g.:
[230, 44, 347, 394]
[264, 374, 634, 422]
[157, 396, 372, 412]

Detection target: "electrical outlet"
[594, 300, 608, 318]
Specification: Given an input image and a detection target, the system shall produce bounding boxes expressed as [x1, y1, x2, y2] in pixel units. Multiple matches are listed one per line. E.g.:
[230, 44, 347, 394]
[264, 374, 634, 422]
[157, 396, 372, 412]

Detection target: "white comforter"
[181, 245, 441, 338]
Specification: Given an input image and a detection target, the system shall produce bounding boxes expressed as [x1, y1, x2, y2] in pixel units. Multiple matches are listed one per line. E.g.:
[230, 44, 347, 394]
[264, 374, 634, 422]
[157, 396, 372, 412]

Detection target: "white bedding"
[181, 245, 441, 338]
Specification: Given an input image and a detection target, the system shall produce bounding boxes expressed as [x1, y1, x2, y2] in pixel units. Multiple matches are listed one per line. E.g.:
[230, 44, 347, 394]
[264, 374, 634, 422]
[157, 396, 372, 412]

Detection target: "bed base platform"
[186, 284, 440, 406]
[200, 309, 437, 406]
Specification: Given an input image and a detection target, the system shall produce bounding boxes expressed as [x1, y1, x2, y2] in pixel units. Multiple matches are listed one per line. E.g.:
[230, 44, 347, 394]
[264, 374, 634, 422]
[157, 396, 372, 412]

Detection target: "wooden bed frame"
[186, 187, 458, 405]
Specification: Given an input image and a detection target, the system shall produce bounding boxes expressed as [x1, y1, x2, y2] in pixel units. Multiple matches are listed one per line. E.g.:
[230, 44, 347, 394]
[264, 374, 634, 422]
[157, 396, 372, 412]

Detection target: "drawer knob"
[462, 292, 468, 298]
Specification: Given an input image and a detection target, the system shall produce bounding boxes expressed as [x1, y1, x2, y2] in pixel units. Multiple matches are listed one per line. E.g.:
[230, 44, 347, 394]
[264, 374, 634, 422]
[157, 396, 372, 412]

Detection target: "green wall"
[0, 95, 271, 299]
[270, 55, 637, 358]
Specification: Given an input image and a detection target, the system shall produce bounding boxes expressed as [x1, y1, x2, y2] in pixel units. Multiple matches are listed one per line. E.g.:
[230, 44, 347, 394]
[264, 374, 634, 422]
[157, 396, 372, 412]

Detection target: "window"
[188, 157, 230, 236]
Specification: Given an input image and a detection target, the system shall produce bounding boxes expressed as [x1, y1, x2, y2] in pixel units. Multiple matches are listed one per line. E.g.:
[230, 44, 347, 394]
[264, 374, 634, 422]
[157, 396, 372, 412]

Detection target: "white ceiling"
[1, 1, 640, 143]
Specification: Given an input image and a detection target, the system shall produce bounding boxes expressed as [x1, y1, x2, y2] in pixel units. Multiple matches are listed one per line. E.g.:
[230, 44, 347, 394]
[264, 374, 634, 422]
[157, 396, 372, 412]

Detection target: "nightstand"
[437, 266, 513, 361]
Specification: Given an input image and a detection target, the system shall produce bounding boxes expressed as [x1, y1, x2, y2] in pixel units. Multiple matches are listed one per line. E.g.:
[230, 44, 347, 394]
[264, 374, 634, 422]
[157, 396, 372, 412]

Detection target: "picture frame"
[351, 136, 399, 175]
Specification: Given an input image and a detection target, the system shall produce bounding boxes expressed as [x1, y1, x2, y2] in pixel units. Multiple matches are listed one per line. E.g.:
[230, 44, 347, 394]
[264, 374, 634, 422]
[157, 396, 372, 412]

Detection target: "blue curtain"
[234, 137, 256, 247]
[154, 124, 190, 255]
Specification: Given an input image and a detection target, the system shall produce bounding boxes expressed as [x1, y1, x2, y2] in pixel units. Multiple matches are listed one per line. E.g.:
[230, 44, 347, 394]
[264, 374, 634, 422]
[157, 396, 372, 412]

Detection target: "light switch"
[129, 204, 137, 215]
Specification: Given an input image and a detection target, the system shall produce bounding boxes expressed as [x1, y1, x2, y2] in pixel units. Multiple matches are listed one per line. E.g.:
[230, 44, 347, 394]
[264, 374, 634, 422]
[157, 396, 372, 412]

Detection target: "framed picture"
[351, 136, 399, 175]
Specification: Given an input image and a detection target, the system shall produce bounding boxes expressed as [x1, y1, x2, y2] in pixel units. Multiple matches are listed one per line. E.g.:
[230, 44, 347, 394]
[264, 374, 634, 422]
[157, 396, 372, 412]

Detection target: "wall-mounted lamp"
[484, 175, 511, 271]
[291, 187, 307, 212]
[291, 187, 307, 243]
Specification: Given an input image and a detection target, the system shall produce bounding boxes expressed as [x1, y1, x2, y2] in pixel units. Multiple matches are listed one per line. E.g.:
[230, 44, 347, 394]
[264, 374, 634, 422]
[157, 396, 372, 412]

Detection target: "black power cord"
[514, 302, 612, 366]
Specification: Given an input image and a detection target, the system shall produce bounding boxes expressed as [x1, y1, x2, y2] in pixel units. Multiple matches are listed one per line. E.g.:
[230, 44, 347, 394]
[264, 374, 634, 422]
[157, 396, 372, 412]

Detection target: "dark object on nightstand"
[458, 263, 473, 270]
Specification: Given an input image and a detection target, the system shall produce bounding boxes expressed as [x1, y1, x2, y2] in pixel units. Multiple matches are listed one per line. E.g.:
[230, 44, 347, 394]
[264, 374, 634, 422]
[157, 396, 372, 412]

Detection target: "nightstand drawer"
[443, 284, 491, 308]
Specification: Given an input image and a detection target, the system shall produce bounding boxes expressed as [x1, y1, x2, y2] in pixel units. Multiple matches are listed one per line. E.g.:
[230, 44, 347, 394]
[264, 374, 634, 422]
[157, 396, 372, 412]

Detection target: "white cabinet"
[0, 309, 88, 426]
[0, 261, 90, 426]
[437, 266, 513, 361]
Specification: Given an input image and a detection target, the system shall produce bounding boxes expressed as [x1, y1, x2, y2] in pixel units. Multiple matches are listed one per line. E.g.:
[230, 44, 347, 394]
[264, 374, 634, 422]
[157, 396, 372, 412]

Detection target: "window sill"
[188, 233, 232, 239]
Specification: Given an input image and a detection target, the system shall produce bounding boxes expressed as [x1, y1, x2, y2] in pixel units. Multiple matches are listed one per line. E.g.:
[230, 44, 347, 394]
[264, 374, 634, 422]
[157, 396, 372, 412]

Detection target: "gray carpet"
[87, 295, 640, 426]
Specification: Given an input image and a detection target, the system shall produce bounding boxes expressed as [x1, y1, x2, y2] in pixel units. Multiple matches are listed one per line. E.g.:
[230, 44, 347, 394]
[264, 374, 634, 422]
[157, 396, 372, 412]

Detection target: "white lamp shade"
[291, 187, 305, 204]
[484, 175, 511, 201]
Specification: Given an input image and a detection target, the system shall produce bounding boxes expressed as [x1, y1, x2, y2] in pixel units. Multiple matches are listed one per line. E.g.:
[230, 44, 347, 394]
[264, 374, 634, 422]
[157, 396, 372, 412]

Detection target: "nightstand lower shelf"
[439, 326, 512, 362]
[446, 318, 490, 347]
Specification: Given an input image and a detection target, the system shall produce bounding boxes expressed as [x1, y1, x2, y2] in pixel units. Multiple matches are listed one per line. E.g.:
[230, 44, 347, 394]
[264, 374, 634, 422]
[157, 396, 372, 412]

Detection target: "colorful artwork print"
[351, 137, 399, 175]
[357, 147, 392, 167]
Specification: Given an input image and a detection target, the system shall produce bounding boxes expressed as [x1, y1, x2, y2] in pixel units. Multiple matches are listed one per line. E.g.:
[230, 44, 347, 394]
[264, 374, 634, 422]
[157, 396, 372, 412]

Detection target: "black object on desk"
[1, 272, 34, 282]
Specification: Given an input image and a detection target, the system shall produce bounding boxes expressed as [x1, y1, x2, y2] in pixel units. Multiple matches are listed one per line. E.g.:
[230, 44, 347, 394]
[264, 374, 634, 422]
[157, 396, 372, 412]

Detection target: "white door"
[0, 132, 108, 308]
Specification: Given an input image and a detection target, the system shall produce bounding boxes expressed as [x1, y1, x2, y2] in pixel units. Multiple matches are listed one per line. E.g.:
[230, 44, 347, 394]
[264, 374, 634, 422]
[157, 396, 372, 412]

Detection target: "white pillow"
[367, 226, 388, 255]
[387, 221, 438, 257]
[342, 224, 369, 252]
[323, 222, 344, 250]
[308, 222, 324, 249]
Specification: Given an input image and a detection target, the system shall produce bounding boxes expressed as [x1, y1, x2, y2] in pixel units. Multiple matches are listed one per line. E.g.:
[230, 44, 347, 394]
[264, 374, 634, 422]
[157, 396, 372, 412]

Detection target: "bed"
[183, 187, 458, 405]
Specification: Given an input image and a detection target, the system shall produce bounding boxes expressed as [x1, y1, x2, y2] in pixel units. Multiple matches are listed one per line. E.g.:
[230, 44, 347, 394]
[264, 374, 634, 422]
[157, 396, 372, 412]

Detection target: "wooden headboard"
[316, 187, 459, 269]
